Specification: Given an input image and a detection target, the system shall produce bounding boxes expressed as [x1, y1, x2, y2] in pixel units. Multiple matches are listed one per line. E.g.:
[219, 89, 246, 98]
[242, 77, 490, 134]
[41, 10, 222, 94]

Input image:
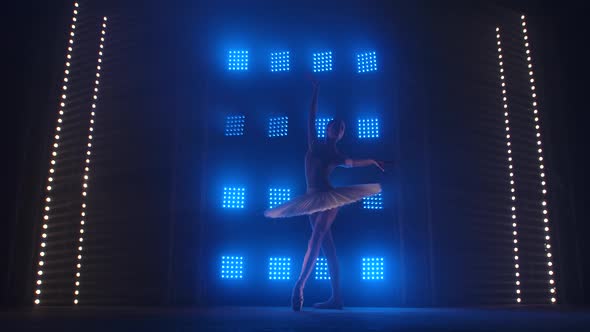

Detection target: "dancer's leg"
[292, 208, 338, 310]
[294, 211, 331, 288]
[313, 229, 343, 309]
[309, 212, 342, 306]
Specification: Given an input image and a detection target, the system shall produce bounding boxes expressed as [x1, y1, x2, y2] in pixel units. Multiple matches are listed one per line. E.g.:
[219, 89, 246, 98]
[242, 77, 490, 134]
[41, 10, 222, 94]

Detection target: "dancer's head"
[326, 119, 345, 142]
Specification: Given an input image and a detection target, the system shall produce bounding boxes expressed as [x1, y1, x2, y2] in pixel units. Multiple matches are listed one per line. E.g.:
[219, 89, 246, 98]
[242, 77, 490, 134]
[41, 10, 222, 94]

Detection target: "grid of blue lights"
[222, 187, 246, 209]
[221, 256, 244, 279]
[315, 117, 333, 138]
[225, 115, 245, 136]
[358, 118, 380, 139]
[313, 51, 333, 72]
[228, 50, 248, 71]
[271, 51, 290, 72]
[217, 255, 390, 281]
[269, 188, 291, 209]
[362, 257, 384, 280]
[268, 117, 288, 137]
[357, 51, 377, 73]
[315, 257, 330, 280]
[269, 257, 291, 280]
[363, 193, 383, 210]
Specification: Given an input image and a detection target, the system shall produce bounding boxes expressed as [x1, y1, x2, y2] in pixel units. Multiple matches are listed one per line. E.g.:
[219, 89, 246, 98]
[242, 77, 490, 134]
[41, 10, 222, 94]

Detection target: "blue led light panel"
[228, 50, 248, 71]
[358, 118, 380, 139]
[362, 257, 384, 280]
[315, 117, 333, 138]
[222, 187, 246, 209]
[221, 255, 244, 279]
[269, 188, 291, 209]
[363, 193, 383, 210]
[357, 51, 377, 73]
[315, 257, 330, 280]
[268, 116, 288, 137]
[271, 51, 290, 72]
[313, 51, 333, 73]
[269, 257, 291, 280]
[225, 115, 245, 136]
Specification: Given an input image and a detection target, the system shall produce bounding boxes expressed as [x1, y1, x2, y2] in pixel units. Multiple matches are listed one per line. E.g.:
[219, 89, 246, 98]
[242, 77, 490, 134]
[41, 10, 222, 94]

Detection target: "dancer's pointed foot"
[291, 284, 304, 311]
[312, 297, 343, 310]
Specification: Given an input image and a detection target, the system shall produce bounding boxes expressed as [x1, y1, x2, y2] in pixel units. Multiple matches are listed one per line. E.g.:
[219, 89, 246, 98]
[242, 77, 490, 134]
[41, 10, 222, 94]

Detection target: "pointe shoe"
[291, 286, 304, 311]
[312, 298, 343, 310]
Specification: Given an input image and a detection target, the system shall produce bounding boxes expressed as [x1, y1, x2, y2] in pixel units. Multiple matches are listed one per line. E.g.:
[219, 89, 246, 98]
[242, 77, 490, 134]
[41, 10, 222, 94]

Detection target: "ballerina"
[264, 78, 384, 311]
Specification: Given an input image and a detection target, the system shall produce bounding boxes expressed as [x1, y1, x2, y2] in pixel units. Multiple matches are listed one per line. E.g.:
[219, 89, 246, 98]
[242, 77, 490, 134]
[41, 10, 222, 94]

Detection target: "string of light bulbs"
[495, 27, 522, 304]
[519, 14, 557, 304]
[73, 15, 108, 305]
[35, 1, 81, 306]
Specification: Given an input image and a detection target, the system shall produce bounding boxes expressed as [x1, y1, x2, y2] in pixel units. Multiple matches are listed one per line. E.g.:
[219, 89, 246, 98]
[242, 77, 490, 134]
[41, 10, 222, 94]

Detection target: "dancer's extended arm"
[343, 159, 385, 172]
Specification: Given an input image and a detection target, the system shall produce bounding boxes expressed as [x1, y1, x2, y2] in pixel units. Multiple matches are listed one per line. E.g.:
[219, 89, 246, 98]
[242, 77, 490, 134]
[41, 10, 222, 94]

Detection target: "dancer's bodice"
[305, 142, 347, 192]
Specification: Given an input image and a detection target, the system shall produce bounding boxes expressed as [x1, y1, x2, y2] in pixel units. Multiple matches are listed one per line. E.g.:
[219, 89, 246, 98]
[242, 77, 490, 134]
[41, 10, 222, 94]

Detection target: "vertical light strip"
[496, 27, 522, 304]
[519, 15, 557, 304]
[73, 16, 108, 305]
[34, 1, 80, 306]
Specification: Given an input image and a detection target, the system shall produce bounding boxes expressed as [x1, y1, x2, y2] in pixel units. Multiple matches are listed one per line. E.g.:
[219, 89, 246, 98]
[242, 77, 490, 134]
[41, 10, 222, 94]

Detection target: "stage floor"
[2, 306, 589, 331]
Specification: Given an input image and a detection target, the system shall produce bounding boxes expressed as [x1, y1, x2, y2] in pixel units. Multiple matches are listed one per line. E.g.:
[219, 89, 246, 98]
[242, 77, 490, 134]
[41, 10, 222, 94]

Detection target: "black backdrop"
[5, 0, 589, 307]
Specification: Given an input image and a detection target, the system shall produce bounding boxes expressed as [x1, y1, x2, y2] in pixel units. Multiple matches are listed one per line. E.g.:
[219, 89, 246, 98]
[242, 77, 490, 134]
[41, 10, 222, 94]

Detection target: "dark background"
[3, 0, 588, 307]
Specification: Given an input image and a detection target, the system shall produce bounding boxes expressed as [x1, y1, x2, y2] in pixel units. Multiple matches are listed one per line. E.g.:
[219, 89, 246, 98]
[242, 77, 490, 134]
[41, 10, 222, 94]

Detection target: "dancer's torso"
[305, 142, 346, 192]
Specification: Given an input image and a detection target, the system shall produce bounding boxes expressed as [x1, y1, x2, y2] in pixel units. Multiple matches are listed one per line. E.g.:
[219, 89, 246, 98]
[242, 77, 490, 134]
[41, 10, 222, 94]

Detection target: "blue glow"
[268, 116, 288, 137]
[222, 187, 246, 209]
[270, 51, 290, 72]
[358, 118, 380, 139]
[220, 255, 244, 279]
[363, 193, 383, 210]
[362, 257, 384, 280]
[228, 50, 249, 71]
[268, 257, 291, 280]
[357, 51, 377, 73]
[313, 51, 333, 73]
[225, 115, 245, 136]
[268, 188, 291, 209]
[314, 257, 330, 280]
[315, 117, 333, 138]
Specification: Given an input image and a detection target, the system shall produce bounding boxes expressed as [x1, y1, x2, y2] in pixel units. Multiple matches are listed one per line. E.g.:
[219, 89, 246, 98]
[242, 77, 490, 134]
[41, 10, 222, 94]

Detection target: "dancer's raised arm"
[307, 80, 319, 150]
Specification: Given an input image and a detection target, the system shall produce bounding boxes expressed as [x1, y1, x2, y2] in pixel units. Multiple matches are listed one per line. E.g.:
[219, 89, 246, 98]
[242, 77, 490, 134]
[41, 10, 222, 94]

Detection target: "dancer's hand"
[312, 79, 319, 89]
[373, 160, 385, 172]
[306, 73, 319, 89]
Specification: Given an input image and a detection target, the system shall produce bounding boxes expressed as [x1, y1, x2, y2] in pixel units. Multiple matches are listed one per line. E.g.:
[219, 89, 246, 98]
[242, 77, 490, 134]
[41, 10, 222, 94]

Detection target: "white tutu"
[264, 183, 381, 218]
